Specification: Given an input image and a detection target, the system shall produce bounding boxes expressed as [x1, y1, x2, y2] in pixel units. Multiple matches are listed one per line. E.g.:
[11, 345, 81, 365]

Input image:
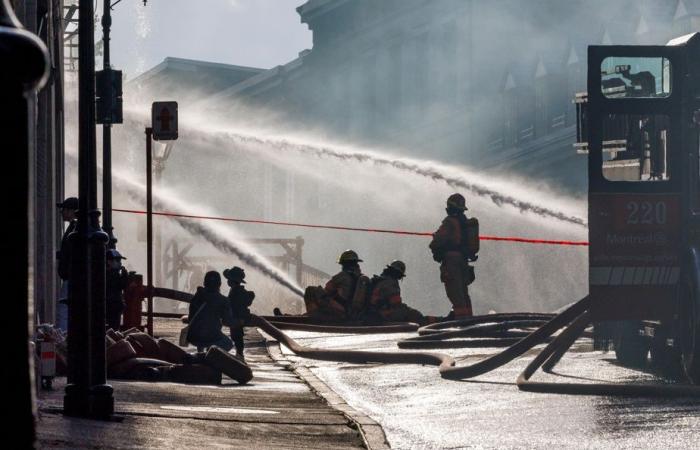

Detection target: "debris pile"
[105, 328, 253, 385]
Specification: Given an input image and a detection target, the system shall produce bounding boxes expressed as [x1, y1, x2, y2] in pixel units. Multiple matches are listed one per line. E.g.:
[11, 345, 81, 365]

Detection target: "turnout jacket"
[324, 266, 362, 309]
[187, 286, 235, 344]
[369, 275, 402, 310]
[227, 284, 255, 322]
[430, 213, 470, 259]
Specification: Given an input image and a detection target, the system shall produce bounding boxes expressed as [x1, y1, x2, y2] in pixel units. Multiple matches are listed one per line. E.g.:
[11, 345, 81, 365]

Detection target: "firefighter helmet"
[223, 266, 246, 284]
[386, 260, 406, 278]
[338, 249, 363, 264]
[446, 193, 468, 211]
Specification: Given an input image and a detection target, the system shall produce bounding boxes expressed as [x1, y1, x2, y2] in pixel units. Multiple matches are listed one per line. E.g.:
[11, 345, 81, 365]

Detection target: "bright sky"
[106, 0, 312, 80]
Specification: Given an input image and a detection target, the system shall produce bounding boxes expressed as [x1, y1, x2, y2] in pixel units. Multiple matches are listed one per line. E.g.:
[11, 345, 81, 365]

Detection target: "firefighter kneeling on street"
[430, 193, 479, 320]
[303, 249, 365, 322]
[365, 260, 437, 326]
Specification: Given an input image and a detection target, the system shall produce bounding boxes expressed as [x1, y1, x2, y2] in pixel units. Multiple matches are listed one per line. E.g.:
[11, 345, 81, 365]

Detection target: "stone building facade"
[201, 0, 700, 193]
[130, 0, 700, 222]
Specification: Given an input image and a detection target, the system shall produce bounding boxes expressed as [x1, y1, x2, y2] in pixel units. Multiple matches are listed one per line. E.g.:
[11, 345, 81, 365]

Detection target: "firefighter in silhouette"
[187, 271, 235, 352]
[223, 266, 255, 360]
[303, 250, 365, 322]
[365, 260, 437, 325]
[55, 196, 79, 331]
[429, 193, 479, 320]
[105, 249, 129, 330]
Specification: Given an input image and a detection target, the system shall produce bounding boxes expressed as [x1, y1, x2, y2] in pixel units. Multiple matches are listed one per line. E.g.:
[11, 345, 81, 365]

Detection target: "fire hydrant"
[123, 272, 147, 330]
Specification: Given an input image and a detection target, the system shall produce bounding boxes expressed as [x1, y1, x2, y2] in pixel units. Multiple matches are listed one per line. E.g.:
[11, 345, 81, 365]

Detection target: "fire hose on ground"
[148, 288, 700, 397]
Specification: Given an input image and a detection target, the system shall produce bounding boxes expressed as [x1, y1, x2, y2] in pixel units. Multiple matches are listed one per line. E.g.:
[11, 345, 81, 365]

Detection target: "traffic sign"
[151, 101, 178, 141]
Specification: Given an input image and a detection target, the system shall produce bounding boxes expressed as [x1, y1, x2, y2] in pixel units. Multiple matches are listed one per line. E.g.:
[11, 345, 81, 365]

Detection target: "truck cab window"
[601, 57, 671, 99]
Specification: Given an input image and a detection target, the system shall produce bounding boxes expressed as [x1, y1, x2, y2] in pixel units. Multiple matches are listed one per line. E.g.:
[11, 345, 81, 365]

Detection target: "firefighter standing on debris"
[223, 266, 255, 360]
[366, 260, 436, 326]
[187, 271, 236, 352]
[430, 193, 479, 320]
[106, 249, 129, 330]
[304, 250, 365, 321]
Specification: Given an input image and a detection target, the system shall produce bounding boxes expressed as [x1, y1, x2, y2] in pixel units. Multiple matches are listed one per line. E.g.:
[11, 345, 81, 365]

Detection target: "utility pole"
[1, 0, 49, 443]
[64, 0, 113, 419]
[101, 0, 115, 248]
[146, 127, 154, 336]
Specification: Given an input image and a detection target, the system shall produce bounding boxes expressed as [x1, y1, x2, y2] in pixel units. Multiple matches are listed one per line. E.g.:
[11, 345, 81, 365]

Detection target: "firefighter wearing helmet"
[365, 260, 437, 325]
[429, 193, 480, 320]
[302, 250, 365, 321]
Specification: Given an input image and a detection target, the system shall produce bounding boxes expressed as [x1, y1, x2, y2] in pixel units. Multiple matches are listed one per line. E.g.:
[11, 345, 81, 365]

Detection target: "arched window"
[503, 72, 518, 146]
[534, 57, 548, 138]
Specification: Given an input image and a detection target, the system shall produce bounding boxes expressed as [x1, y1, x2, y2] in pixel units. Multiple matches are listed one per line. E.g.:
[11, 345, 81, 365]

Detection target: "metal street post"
[98, 0, 135, 249]
[101, 0, 114, 247]
[154, 142, 175, 297]
[64, 0, 113, 419]
[0, 0, 49, 444]
[145, 127, 154, 336]
[147, 102, 178, 334]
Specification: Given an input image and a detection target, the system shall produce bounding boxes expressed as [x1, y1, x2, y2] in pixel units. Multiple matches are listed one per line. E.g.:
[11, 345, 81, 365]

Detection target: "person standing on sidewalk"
[223, 266, 255, 360]
[187, 271, 236, 352]
[105, 249, 129, 331]
[55, 196, 78, 332]
[429, 193, 479, 320]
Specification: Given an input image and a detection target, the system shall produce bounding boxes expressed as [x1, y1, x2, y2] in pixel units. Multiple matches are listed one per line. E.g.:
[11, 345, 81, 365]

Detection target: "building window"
[519, 89, 535, 142]
[504, 91, 517, 146]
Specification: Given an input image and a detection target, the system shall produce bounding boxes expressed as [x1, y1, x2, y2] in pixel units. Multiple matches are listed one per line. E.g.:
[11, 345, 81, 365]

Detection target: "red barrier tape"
[113, 208, 589, 247]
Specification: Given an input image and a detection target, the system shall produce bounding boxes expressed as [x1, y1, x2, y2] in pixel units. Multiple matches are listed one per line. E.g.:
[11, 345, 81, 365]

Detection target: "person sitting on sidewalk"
[187, 271, 236, 352]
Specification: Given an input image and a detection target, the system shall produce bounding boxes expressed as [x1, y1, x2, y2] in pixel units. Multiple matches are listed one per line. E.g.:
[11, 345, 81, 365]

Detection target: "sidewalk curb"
[264, 338, 391, 450]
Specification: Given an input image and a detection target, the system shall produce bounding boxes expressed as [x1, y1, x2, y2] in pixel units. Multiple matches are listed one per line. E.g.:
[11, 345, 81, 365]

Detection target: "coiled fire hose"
[155, 289, 700, 396]
[399, 314, 555, 349]
[250, 315, 455, 370]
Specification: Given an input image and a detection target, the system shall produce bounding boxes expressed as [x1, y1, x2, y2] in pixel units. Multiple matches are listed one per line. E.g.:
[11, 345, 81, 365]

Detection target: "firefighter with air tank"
[303, 249, 367, 322]
[365, 260, 437, 326]
[430, 193, 479, 320]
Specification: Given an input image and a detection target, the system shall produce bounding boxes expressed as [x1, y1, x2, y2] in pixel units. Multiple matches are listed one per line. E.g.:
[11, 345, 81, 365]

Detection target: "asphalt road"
[278, 331, 700, 449]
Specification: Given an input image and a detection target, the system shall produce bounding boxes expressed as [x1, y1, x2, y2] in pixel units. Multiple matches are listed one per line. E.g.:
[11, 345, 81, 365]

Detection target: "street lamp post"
[64, 0, 113, 419]
[101, 0, 115, 248]
[99, 0, 148, 248]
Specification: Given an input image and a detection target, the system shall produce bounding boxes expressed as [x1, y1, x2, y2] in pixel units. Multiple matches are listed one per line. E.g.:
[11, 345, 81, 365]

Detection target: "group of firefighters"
[55, 192, 477, 358]
[297, 193, 478, 325]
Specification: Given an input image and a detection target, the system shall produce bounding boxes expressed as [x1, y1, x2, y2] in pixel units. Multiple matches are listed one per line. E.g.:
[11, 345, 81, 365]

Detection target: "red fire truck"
[576, 32, 700, 383]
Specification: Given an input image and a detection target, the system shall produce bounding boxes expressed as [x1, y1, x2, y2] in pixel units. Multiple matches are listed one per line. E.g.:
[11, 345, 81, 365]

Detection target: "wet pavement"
[36, 319, 367, 449]
[275, 331, 700, 449]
